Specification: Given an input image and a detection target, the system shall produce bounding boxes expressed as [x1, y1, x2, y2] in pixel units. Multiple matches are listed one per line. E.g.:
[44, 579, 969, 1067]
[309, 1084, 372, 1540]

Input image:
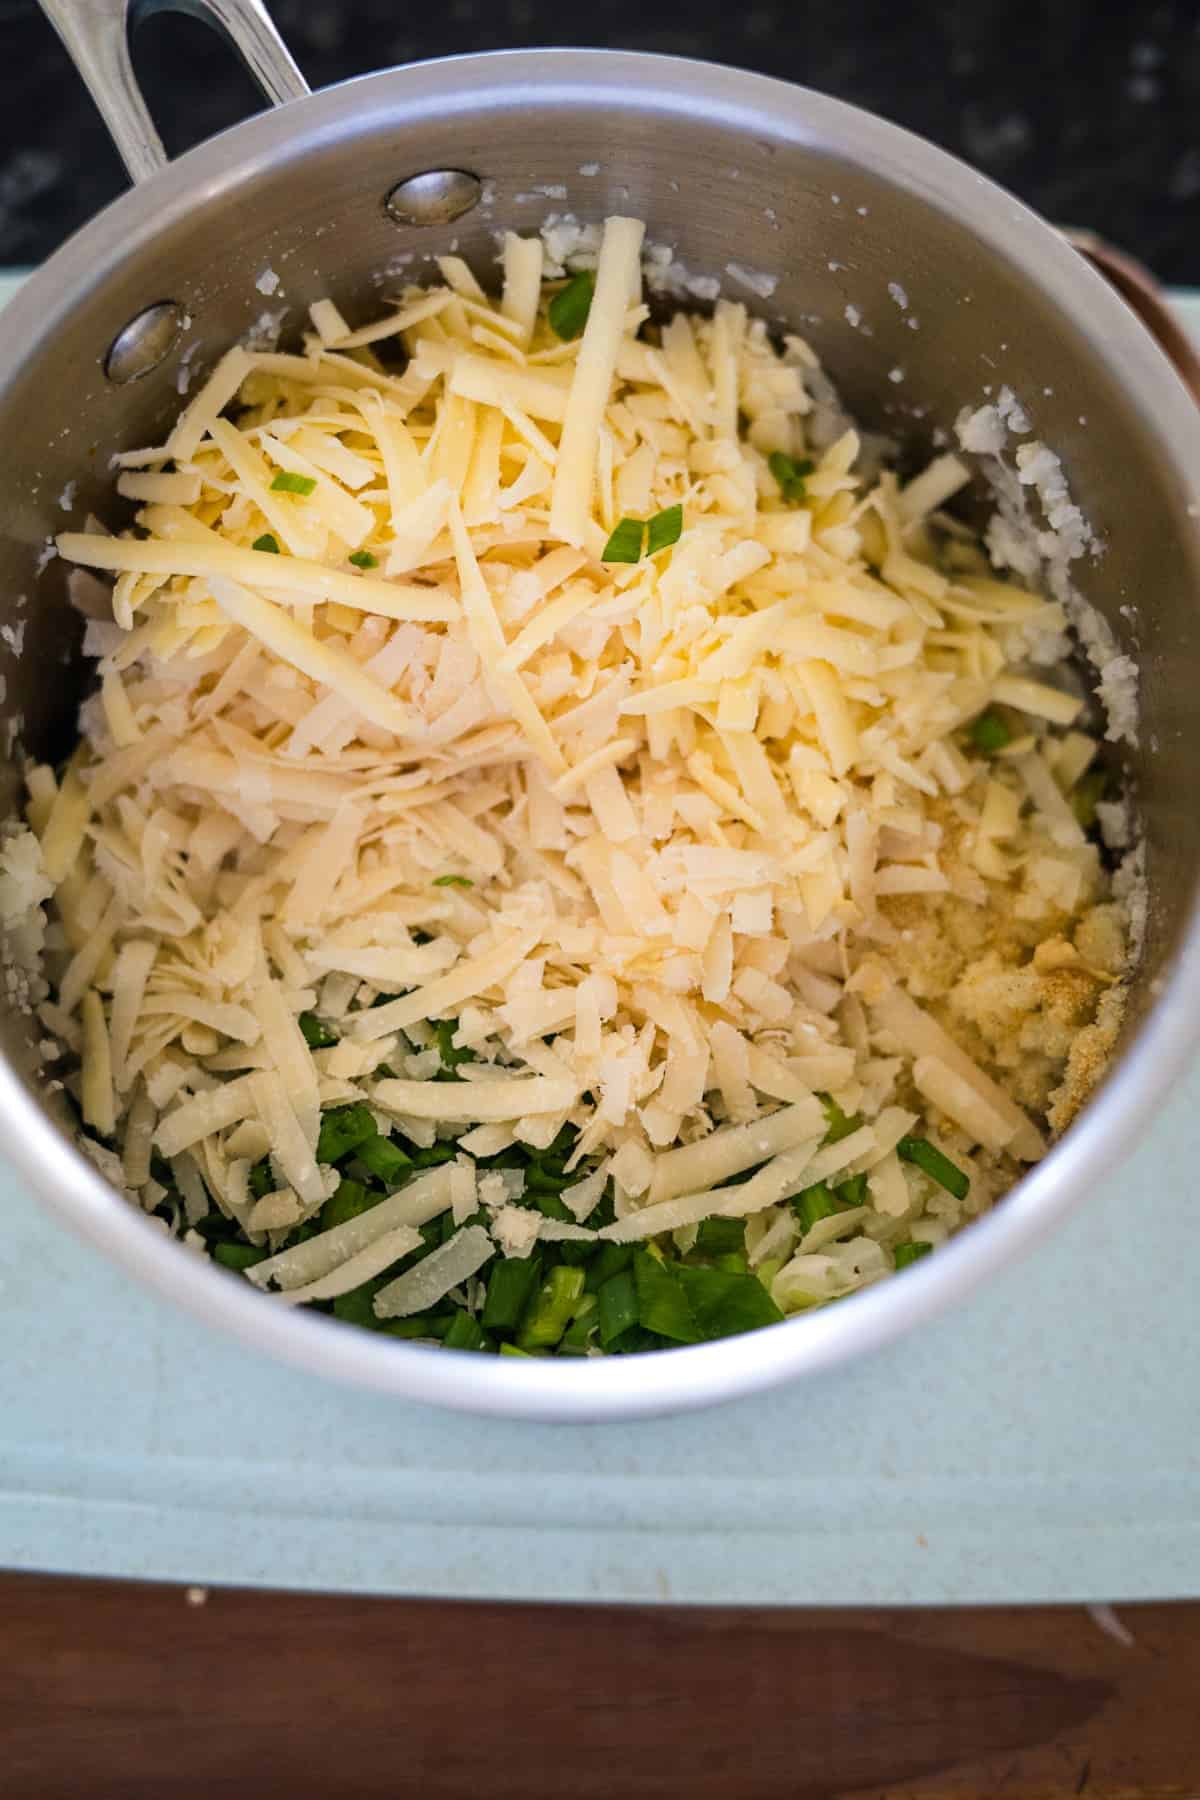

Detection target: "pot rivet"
[104, 302, 186, 385]
[385, 170, 482, 228]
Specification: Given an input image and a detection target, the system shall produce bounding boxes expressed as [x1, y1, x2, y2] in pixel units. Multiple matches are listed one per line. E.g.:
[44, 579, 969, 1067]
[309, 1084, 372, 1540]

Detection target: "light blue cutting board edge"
[0, 273, 1196, 1608]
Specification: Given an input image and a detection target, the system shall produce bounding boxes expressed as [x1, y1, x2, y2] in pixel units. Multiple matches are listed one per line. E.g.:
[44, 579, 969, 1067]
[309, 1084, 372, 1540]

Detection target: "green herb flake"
[1071, 767, 1108, 829]
[694, 1217, 746, 1259]
[896, 1135, 970, 1201]
[676, 1263, 783, 1340]
[251, 532, 280, 553]
[432, 873, 474, 888]
[547, 270, 595, 340]
[355, 1134, 413, 1187]
[348, 549, 378, 569]
[601, 516, 646, 564]
[482, 1255, 543, 1334]
[597, 1267, 639, 1347]
[646, 503, 683, 556]
[970, 709, 1012, 753]
[894, 1239, 934, 1270]
[443, 1309, 489, 1352]
[768, 450, 815, 503]
[269, 470, 317, 496]
[792, 1181, 839, 1233]
[315, 1103, 379, 1165]
[248, 1158, 274, 1200]
[320, 1178, 383, 1232]
[213, 1242, 268, 1272]
[821, 1095, 862, 1145]
[517, 1265, 586, 1350]
[298, 1011, 337, 1049]
[835, 1172, 869, 1209]
[633, 1250, 701, 1344]
[432, 1016, 475, 1076]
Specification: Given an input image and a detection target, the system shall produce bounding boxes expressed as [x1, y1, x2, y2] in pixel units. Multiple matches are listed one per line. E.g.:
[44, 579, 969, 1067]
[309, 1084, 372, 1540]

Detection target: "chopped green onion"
[192, 1213, 229, 1245]
[517, 1265, 586, 1349]
[248, 1157, 274, 1200]
[792, 1181, 839, 1233]
[1071, 767, 1107, 829]
[320, 1178, 382, 1232]
[251, 532, 280, 554]
[755, 1256, 785, 1291]
[432, 1017, 475, 1075]
[836, 1172, 869, 1209]
[355, 1134, 413, 1187]
[384, 1312, 450, 1340]
[894, 1239, 934, 1270]
[410, 1141, 456, 1168]
[333, 1282, 388, 1329]
[896, 1135, 970, 1200]
[432, 873, 474, 888]
[559, 1293, 599, 1353]
[213, 1242, 267, 1271]
[633, 1250, 700, 1344]
[712, 1251, 749, 1275]
[269, 470, 317, 495]
[597, 1268, 639, 1347]
[482, 1255, 543, 1333]
[298, 1011, 337, 1049]
[607, 1325, 670, 1355]
[601, 516, 646, 564]
[646, 503, 683, 555]
[970, 709, 1011, 753]
[767, 450, 815, 502]
[584, 1241, 635, 1294]
[443, 1309, 489, 1352]
[529, 1189, 575, 1227]
[821, 1095, 862, 1144]
[547, 271, 595, 340]
[348, 550, 378, 569]
[694, 1216, 746, 1259]
[675, 1263, 784, 1340]
[316, 1103, 379, 1165]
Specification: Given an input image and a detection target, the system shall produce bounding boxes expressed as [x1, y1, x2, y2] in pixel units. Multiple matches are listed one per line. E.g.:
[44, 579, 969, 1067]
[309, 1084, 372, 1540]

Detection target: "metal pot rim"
[5, 47, 1200, 1420]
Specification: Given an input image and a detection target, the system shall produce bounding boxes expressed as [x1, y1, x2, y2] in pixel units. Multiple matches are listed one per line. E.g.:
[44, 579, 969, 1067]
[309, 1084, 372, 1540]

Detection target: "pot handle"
[1064, 228, 1200, 408]
[39, 0, 309, 185]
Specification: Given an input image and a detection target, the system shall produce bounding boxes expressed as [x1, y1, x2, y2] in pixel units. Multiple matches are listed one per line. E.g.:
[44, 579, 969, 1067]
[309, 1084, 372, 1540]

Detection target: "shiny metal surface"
[3, 40, 1200, 1419]
[385, 169, 484, 227]
[103, 297, 186, 382]
[40, 0, 308, 182]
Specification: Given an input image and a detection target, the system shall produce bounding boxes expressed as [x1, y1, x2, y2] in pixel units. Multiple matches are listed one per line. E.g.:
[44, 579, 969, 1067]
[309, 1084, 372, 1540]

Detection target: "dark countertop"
[1, 0, 1198, 279]
[6, 1577, 1200, 1796]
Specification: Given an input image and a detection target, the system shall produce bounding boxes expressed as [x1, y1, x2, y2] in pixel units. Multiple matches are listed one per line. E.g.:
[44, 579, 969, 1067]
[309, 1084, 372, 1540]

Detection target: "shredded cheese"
[30, 223, 1132, 1333]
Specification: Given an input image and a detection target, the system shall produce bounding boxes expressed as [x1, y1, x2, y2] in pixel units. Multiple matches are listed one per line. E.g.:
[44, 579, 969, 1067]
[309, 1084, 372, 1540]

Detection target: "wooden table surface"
[3, 1576, 1198, 1797]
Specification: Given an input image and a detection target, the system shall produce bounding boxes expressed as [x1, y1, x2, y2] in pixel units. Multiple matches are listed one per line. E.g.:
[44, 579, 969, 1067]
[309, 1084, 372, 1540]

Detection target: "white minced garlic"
[15, 215, 1136, 1337]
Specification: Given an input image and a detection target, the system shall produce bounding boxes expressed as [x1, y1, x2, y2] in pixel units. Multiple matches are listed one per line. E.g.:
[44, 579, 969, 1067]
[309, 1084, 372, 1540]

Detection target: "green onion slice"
[767, 450, 815, 502]
[269, 470, 317, 496]
[547, 271, 595, 340]
[251, 532, 280, 553]
[896, 1135, 970, 1200]
[970, 709, 1011, 753]
[646, 503, 683, 555]
[602, 516, 646, 564]
[298, 1011, 337, 1049]
[894, 1240, 934, 1270]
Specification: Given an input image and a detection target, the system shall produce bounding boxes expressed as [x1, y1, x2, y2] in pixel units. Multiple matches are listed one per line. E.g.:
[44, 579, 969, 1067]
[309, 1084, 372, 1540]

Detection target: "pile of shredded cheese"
[16, 215, 1134, 1329]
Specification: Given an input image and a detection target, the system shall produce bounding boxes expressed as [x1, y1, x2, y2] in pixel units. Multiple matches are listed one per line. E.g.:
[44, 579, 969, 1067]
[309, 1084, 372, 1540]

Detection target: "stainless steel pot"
[6, 0, 1200, 1420]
